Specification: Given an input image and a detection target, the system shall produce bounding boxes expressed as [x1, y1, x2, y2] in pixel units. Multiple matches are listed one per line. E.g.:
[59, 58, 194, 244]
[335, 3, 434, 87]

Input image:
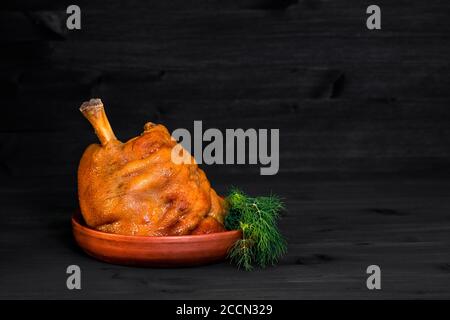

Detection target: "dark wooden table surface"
[1, 1, 450, 299]
[1, 175, 450, 299]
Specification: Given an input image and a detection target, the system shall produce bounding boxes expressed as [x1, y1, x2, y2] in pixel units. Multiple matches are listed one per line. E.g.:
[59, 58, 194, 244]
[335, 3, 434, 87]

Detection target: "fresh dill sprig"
[225, 188, 287, 270]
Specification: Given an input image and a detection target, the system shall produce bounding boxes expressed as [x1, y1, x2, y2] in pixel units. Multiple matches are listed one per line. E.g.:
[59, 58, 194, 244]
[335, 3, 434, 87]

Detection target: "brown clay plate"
[72, 211, 242, 267]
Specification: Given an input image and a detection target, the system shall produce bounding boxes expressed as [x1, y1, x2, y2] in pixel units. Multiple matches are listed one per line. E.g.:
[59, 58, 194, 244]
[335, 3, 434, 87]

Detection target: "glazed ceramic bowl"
[72, 211, 242, 267]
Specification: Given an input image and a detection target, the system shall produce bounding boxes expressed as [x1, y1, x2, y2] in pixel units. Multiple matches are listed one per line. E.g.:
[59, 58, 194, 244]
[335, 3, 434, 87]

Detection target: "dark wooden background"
[1, 0, 449, 299]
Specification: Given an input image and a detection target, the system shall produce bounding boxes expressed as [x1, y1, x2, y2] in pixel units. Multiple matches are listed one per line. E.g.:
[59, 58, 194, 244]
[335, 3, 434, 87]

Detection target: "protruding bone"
[80, 98, 117, 146]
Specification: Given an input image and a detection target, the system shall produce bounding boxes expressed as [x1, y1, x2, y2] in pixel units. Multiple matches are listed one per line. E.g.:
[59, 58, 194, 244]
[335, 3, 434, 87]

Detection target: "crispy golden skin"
[78, 99, 227, 236]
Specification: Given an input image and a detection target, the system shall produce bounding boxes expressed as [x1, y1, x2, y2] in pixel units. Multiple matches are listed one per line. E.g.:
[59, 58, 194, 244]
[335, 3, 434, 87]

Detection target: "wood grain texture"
[0, 0, 450, 299]
[1, 176, 449, 299]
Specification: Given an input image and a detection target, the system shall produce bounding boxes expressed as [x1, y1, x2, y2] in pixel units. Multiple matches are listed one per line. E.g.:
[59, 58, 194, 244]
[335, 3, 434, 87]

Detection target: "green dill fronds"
[228, 239, 254, 271]
[225, 189, 287, 270]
